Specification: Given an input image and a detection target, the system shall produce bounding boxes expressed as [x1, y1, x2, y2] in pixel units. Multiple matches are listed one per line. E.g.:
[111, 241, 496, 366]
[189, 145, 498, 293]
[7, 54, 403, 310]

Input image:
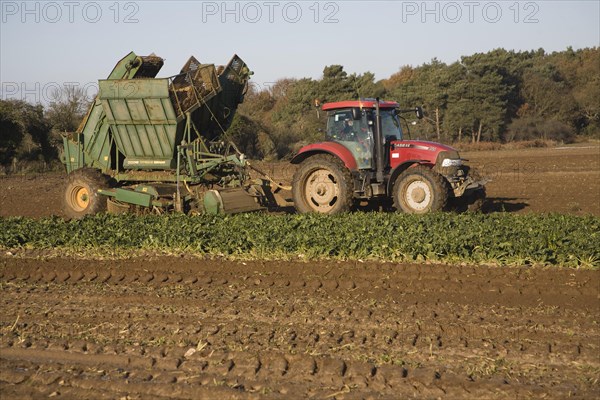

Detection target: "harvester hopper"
[61, 51, 271, 218]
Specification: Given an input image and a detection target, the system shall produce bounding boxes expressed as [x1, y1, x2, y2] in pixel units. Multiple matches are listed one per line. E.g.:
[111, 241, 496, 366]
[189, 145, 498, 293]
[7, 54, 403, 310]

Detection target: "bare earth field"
[1, 258, 598, 399]
[462, 145, 600, 215]
[1, 146, 599, 399]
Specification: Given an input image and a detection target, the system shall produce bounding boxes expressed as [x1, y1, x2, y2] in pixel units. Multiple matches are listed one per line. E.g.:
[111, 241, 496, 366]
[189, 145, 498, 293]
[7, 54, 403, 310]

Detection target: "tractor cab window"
[379, 109, 403, 141]
[326, 110, 368, 142]
[326, 109, 373, 169]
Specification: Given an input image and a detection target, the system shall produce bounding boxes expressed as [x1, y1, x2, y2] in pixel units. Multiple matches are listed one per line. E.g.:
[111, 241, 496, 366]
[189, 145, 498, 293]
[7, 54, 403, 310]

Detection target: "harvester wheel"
[292, 154, 353, 214]
[63, 168, 110, 219]
[393, 165, 449, 214]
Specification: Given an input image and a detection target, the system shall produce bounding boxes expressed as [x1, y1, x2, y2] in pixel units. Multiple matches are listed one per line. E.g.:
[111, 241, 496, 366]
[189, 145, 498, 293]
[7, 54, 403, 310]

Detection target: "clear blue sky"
[1, 0, 599, 103]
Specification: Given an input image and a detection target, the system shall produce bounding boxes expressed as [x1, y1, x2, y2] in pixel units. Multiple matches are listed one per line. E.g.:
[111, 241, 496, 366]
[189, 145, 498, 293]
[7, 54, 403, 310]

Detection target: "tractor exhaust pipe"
[374, 98, 384, 183]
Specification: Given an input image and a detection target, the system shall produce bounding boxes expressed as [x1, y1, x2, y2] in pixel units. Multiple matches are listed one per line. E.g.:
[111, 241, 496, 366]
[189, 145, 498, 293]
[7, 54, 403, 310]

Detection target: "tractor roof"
[322, 100, 399, 111]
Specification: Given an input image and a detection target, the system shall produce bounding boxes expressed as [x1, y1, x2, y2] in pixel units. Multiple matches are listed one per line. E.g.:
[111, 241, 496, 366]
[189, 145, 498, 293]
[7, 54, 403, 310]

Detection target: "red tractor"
[291, 99, 486, 214]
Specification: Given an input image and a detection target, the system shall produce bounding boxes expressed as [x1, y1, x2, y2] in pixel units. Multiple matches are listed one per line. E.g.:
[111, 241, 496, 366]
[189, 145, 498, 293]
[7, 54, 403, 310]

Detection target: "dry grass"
[453, 139, 560, 152]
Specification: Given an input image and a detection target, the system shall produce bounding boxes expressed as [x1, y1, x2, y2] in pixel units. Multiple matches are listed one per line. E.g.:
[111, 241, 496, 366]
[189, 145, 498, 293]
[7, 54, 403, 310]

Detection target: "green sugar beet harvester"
[61, 51, 279, 218]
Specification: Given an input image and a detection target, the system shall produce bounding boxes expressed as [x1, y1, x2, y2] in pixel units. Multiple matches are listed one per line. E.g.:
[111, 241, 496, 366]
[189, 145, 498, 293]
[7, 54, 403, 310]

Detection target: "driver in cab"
[340, 118, 358, 140]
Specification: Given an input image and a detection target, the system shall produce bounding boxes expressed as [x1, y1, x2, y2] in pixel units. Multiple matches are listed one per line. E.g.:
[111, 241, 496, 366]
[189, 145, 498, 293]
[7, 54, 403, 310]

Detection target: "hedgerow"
[0, 213, 598, 268]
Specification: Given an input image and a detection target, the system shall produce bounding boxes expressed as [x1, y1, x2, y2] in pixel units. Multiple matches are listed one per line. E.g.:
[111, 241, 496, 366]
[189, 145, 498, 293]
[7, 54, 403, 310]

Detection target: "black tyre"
[393, 165, 449, 214]
[63, 168, 110, 219]
[292, 154, 353, 214]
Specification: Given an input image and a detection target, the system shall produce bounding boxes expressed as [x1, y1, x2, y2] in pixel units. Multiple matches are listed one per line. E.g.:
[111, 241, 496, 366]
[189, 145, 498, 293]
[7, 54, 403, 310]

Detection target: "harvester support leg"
[175, 192, 183, 212]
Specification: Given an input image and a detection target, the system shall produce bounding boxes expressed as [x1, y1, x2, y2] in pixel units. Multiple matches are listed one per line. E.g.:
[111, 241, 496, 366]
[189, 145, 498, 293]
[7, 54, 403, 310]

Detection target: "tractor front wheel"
[393, 165, 449, 214]
[292, 155, 353, 214]
[63, 168, 110, 219]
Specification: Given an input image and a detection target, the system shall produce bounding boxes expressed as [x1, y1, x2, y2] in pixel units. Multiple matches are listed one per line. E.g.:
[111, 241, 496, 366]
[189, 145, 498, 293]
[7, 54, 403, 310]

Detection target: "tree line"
[0, 85, 87, 171]
[232, 46, 598, 159]
[1, 47, 598, 170]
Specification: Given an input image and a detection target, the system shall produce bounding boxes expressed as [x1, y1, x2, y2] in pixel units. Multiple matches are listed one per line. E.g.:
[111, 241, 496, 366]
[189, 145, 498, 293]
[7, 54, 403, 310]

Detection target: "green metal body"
[114, 188, 153, 207]
[61, 51, 255, 213]
[98, 78, 180, 170]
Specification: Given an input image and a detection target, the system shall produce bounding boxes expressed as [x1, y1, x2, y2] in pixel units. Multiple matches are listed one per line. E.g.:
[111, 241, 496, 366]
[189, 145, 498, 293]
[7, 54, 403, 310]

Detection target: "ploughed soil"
[0, 145, 599, 218]
[1, 257, 598, 399]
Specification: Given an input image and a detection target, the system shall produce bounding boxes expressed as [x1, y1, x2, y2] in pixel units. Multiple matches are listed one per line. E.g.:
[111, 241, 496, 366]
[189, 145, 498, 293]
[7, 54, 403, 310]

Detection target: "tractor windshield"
[379, 109, 403, 141]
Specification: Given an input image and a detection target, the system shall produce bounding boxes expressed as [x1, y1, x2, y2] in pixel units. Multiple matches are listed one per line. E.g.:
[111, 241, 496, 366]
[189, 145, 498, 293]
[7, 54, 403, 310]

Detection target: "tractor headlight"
[441, 158, 463, 167]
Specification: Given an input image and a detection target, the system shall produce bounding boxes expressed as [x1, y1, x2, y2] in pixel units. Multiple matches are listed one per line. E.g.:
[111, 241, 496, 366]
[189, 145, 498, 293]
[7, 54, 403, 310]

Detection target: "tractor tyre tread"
[393, 165, 449, 213]
[292, 154, 353, 214]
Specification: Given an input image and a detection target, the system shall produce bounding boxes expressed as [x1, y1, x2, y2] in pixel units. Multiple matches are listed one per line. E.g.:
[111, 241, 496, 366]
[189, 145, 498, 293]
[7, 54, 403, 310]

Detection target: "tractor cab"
[323, 100, 403, 170]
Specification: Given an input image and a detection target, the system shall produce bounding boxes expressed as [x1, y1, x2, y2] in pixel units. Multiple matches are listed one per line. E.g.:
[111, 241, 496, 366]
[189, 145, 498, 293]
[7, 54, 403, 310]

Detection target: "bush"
[505, 117, 576, 143]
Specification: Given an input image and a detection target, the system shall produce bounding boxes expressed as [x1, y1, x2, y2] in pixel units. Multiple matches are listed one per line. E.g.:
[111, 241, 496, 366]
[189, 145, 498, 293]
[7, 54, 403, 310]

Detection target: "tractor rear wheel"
[393, 165, 449, 214]
[292, 154, 353, 214]
[63, 168, 110, 219]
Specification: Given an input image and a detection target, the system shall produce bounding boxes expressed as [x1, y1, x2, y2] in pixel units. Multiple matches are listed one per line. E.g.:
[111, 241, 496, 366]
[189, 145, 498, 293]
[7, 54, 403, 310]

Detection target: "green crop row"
[1, 213, 598, 268]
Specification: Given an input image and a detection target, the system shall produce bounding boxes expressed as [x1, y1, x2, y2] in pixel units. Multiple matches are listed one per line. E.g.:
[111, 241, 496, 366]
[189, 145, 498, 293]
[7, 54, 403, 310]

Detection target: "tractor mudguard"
[291, 142, 358, 171]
